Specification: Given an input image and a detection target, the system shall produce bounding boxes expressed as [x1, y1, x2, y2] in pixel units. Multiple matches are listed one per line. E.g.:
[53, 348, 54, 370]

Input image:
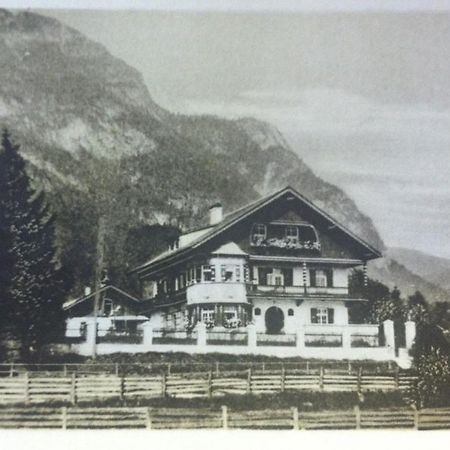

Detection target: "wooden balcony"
[246, 284, 349, 298]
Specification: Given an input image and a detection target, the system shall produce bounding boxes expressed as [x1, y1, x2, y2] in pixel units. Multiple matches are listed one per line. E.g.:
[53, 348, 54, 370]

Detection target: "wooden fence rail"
[0, 360, 398, 377]
[0, 405, 448, 429]
[0, 370, 417, 404]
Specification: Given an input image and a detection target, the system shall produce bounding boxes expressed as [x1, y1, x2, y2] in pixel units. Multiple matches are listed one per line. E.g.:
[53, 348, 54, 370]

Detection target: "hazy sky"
[40, 7, 450, 259]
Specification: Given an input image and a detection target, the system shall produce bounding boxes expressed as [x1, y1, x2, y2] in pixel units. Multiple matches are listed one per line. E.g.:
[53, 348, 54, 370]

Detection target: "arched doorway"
[265, 307, 284, 334]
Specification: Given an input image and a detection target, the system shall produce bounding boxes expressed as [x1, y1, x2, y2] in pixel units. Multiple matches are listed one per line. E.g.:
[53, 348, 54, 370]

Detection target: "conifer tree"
[0, 130, 66, 360]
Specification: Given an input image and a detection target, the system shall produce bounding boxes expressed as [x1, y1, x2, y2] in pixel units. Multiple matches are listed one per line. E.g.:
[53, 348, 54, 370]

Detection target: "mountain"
[0, 9, 446, 302]
[386, 247, 450, 292]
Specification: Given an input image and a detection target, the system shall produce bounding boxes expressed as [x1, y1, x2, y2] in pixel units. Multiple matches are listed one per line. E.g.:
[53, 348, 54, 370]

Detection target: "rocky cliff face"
[2, 9, 447, 302]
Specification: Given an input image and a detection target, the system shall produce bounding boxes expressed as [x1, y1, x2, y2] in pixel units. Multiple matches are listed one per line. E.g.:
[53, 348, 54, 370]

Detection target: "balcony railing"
[247, 284, 348, 296]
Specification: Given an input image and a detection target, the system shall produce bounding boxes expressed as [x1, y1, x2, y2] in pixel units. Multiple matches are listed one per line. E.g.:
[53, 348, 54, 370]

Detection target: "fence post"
[161, 371, 167, 397]
[348, 361, 352, 375]
[168, 363, 172, 376]
[306, 361, 310, 375]
[145, 408, 152, 429]
[9, 363, 14, 378]
[262, 362, 265, 373]
[395, 366, 400, 390]
[115, 363, 119, 377]
[120, 375, 125, 402]
[246, 368, 252, 394]
[319, 366, 324, 391]
[354, 405, 361, 430]
[70, 372, 77, 405]
[292, 407, 299, 430]
[207, 370, 213, 398]
[411, 404, 419, 430]
[280, 366, 286, 393]
[61, 406, 67, 430]
[357, 367, 362, 394]
[63, 364, 67, 377]
[24, 372, 30, 404]
[215, 362, 220, 377]
[222, 405, 228, 429]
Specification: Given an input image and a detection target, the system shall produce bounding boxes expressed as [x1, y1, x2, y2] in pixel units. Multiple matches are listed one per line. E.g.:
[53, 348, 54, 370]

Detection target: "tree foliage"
[410, 347, 450, 407]
[0, 130, 67, 360]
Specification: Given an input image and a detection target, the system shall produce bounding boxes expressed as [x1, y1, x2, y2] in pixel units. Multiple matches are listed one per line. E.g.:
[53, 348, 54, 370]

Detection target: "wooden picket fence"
[0, 369, 417, 404]
[0, 405, 449, 429]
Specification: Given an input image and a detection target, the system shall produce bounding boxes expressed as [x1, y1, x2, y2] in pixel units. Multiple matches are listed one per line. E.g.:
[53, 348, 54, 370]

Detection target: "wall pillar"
[342, 327, 351, 349]
[247, 324, 257, 350]
[405, 321, 416, 350]
[296, 327, 305, 351]
[196, 322, 207, 348]
[383, 319, 395, 349]
[142, 322, 153, 346]
[85, 319, 97, 357]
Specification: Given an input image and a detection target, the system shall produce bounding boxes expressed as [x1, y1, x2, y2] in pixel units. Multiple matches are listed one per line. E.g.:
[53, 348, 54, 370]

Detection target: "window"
[253, 223, 266, 237]
[285, 226, 299, 240]
[268, 272, 284, 286]
[254, 308, 261, 316]
[221, 265, 234, 282]
[201, 308, 215, 323]
[288, 308, 294, 316]
[267, 268, 286, 286]
[316, 270, 327, 287]
[103, 298, 113, 316]
[224, 307, 237, 321]
[203, 265, 213, 282]
[310, 307, 334, 324]
[251, 223, 266, 244]
[310, 269, 332, 288]
[195, 266, 202, 283]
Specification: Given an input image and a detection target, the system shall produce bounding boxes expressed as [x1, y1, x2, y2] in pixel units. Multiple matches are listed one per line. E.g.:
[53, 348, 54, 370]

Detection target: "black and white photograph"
[0, 0, 450, 438]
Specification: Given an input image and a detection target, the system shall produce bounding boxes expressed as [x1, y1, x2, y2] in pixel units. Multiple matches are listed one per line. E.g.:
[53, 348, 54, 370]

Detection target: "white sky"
[4, 1, 450, 259]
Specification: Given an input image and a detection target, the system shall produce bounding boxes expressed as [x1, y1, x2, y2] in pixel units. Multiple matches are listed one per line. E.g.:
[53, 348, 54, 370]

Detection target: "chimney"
[209, 203, 223, 225]
[84, 286, 92, 296]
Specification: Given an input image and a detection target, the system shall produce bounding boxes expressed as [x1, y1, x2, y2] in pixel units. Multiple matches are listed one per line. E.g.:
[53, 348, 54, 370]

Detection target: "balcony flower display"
[184, 316, 196, 331]
[223, 317, 242, 329]
[251, 236, 320, 251]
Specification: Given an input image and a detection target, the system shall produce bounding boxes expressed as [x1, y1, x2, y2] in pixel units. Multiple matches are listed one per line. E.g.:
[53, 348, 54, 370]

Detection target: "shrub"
[411, 347, 450, 407]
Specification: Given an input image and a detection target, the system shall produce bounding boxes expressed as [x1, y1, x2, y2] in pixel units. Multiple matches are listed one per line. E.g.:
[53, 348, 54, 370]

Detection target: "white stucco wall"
[251, 298, 349, 333]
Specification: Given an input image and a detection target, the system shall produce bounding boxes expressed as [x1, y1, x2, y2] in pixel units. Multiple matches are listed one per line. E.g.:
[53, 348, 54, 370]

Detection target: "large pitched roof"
[132, 185, 381, 276]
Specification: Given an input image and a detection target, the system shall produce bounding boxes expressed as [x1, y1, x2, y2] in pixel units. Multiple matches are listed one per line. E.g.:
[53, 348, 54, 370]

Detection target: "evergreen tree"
[0, 130, 66, 360]
[0, 142, 13, 338]
[407, 290, 429, 324]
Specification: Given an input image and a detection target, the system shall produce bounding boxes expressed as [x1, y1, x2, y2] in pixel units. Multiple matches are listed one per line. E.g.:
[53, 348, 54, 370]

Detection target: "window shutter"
[327, 308, 335, 324]
[258, 267, 268, 286]
[311, 308, 318, 324]
[326, 269, 333, 287]
[211, 266, 216, 282]
[309, 269, 316, 287]
[283, 268, 293, 287]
